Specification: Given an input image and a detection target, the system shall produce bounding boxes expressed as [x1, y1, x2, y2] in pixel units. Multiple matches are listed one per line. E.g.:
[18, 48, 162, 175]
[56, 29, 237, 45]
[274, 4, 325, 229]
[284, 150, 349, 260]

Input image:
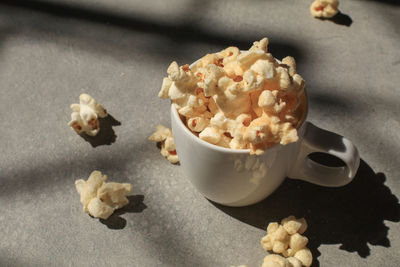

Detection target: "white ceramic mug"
[170, 57, 360, 207]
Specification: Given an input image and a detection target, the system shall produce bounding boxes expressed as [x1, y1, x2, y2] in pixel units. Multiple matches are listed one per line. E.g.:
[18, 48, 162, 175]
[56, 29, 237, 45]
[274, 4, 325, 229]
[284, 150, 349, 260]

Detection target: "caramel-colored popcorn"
[310, 0, 339, 18]
[68, 93, 108, 136]
[75, 171, 132, 219]
[158, 38, 306, 155]
[149, 125, 179, 164]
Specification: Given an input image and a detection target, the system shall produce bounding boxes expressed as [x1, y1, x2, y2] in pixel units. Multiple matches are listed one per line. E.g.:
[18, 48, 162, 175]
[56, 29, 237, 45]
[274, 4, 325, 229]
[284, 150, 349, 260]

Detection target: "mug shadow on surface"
[80, 114, 121, 147]
[99, 195, 147, 230]
[212, 158, 400, 267]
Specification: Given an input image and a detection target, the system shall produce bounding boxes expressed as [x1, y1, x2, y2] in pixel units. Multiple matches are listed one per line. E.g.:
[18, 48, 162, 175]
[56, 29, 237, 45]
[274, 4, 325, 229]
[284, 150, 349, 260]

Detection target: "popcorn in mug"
[158, 38, 306, 155]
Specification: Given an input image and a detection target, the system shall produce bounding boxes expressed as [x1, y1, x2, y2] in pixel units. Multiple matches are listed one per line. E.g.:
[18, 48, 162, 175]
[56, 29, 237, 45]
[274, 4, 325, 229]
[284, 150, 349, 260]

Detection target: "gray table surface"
[1, 0, 399, 266]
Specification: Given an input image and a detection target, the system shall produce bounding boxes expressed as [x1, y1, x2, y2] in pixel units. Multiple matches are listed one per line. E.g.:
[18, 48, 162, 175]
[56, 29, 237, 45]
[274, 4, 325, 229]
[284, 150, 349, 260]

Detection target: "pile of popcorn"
[158, 38, 305, 155]
[75, 171, 132, 219]
[231, 216, 312, 267]
[261, 216, 312, 267]
[68, 93, 108, 136]
[148, 125, 179, 163]
[310, 0, 339, 18]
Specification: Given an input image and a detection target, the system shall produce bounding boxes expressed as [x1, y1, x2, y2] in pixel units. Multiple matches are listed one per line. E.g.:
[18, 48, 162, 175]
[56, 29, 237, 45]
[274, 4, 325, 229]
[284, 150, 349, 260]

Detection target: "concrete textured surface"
[0, 0, 399, 266]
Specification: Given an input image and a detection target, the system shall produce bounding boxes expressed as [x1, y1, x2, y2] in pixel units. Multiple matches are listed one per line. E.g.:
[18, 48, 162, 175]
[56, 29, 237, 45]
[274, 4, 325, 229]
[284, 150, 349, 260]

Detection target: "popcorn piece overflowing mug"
[261, 216, 312, 267]
[75, 171, 132, 219]
[310, 0, 339, 18]
[68, 93, 108, 136]
[149, 125, 179, 164]
[158, 38, 305, 155]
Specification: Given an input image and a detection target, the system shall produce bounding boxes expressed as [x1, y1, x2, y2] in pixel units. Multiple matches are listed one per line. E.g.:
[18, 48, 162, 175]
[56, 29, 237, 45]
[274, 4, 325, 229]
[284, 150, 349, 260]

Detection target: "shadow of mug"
[212, 159, 400, 266]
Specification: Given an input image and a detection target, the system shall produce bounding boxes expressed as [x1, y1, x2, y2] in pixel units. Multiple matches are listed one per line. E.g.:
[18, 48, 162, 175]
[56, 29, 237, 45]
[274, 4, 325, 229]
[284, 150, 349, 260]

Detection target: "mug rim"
[171, 50, 309, 154]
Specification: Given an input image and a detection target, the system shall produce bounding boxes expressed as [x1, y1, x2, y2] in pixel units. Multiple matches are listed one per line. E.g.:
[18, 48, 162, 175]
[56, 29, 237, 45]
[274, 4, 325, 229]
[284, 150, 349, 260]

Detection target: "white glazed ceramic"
[171, 105, 359, 207]
[170, 56, 360, 207]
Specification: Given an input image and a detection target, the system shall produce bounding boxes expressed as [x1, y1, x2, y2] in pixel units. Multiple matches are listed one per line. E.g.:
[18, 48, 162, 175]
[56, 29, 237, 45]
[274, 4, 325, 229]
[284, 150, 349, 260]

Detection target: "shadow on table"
[100, 195, 147, 230]
[212, 159, 400, 267]
[364, 0, 400, 6]
[317, 12, 353, 27]
[0, 0, 305, 63]
[80, 114, 121, 147]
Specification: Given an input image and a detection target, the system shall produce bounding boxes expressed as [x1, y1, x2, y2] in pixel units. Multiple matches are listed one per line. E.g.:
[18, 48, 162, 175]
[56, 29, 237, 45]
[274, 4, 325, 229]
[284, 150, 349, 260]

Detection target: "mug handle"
[288, 122, 360, 187]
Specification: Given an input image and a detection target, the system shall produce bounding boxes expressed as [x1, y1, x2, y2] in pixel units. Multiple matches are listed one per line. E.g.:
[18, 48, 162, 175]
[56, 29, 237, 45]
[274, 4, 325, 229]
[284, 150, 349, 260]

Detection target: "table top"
[1, 1, 399, 266]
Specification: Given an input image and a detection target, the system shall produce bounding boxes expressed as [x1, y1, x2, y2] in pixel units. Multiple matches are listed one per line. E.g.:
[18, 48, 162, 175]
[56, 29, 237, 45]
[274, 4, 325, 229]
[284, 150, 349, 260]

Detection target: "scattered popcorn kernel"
[68, 93, 108, 136]
[149, 125, 179, 164]
[75, 171, 132, 219]
[282, 218, 302, 235]
[294, 248, 313, 267]
[287, 257, 302, 267]
[310, 0, 339, 18]
[270, 225, 290, 243]
[289, 233, 308, 251]
[273, 240, 289, 254]
[296, 218, 308, 235]
[159, 38, 306, 154]
[261, 235, 273, 251]
[262, 254, 290, 267]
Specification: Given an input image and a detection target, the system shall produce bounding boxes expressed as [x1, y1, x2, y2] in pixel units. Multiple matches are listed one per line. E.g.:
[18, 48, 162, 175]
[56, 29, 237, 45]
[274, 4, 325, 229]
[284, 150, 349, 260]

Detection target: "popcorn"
[287, 257, 303, 267]
[75, 171, 132, 219]
[149, 125, 179, 164]
[261, 254, 289, 267]
[310, 0, 339, 18]
[158, 38, 306, 155]
[68, 93, 108, 136]
[199, 126, 223, 145]
[261, 216, 312, 267]
[250, 37, 269, 53]
[293, 249, 313, 267]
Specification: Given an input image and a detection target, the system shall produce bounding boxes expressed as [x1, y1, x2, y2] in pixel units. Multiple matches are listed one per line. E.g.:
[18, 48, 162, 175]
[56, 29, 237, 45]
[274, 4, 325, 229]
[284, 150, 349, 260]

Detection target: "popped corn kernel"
[287, 257, 302, 267]
[282, 216, 302, 234]
[199, 126, 222, 145]
[238, 50, 269, 69]
[262, 254, 290, 267]
[258, 90, 277, 109]
[251, 59, 276, 80]
[250, 37, 269, 53]
[75, 171, 132, 219]
[68, 93, 108, 136]
[187, 116, 209, 132]
[294, 248, 313, 267]
[289, 233, 308, 251]
[281, 56, 296, 76]
[149, 125, 179, 164]
[261, 235, 273, 251]
[217, 46, 240, 65]
[310, 0, 339, 18]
